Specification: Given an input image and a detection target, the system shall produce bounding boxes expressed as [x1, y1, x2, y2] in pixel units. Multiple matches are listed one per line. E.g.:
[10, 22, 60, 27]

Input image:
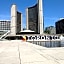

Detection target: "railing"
[0, 30, 10, 40]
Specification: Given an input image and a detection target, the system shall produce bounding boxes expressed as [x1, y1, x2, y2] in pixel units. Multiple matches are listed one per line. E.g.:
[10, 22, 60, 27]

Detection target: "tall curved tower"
[26, 4, 38, 33]
[26, 0, 44, 34]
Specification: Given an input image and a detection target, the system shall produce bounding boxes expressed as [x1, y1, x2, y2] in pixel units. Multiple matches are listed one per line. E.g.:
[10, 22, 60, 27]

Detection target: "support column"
[38, 0, 44, 34]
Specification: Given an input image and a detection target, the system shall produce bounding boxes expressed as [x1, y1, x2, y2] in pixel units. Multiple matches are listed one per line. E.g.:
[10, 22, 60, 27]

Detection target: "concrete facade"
[26, 0, 43, 34]
[11, 4, 17, 35]
[26, 8, 28, 30]
[11, 4, 22, 35]
[38, 0, 43, 34]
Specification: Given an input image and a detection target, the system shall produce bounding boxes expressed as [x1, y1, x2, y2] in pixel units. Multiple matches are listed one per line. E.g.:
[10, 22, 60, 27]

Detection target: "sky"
[0, 0, 64, 29]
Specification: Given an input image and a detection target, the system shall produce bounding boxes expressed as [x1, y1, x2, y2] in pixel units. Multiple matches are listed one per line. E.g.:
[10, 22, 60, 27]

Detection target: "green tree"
[44, 29, 50, 34]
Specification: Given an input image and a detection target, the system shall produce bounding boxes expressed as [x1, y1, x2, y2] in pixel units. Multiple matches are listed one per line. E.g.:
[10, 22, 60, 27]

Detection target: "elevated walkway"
[0, 30, 10, 40]
[0, 40, 64, 64]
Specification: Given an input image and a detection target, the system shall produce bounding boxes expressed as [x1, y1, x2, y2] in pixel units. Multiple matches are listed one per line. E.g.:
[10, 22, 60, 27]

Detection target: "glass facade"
[17, 11, 21, 34]
[28, 4, 38, 33]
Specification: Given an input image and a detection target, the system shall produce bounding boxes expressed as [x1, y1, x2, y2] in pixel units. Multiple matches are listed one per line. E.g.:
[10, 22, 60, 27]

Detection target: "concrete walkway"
[0, 40, 64, 64]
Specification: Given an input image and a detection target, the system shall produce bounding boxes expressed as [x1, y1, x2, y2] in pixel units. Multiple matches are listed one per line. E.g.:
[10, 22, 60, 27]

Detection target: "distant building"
[55, 19, 64, 34]
[0, 20, 10, 31]
[45, 26, 56, 34]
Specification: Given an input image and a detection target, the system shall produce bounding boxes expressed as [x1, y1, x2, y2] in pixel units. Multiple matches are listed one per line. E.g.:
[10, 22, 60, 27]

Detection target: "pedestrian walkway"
[0, 40, 64, 64]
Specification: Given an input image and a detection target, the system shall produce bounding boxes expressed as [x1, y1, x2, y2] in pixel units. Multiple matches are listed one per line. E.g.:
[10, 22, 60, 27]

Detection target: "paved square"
[0, 40, 64, 64]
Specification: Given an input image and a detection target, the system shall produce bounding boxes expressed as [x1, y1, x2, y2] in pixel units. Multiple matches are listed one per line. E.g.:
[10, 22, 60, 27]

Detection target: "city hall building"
[5, 0, 44, 40]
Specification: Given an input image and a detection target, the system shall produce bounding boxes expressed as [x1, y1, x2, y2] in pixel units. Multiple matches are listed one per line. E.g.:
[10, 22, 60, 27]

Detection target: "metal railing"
[0, 30, 10, 40]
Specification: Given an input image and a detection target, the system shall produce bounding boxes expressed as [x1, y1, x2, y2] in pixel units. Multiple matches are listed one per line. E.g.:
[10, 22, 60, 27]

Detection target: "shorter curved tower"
[11, 4, 22, 35]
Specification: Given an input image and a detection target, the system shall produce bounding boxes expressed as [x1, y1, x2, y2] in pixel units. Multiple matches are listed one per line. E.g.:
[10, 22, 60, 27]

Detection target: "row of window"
[0, 21, 10, 30]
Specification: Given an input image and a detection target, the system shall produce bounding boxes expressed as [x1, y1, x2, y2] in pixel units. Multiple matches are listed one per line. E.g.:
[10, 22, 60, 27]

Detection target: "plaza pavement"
[0, 40, 64, 64]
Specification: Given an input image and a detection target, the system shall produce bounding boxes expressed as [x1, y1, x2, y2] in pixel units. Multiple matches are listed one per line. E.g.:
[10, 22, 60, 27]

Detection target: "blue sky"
[0, 0, 64, 28]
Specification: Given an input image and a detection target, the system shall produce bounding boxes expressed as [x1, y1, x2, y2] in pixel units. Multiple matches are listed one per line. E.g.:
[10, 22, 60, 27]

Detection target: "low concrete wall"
[28, 41, 61, 47]
[61, 40, 64, 47]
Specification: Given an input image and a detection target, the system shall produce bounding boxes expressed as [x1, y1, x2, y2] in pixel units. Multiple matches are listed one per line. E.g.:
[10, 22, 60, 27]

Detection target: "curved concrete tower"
[38, 0, 43, 34]
[11, 4, 17, 35]
[11, 4, 22, 35]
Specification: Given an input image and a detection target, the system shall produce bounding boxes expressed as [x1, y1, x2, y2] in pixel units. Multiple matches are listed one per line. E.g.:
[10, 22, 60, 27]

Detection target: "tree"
[44, 29, 50, 34]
